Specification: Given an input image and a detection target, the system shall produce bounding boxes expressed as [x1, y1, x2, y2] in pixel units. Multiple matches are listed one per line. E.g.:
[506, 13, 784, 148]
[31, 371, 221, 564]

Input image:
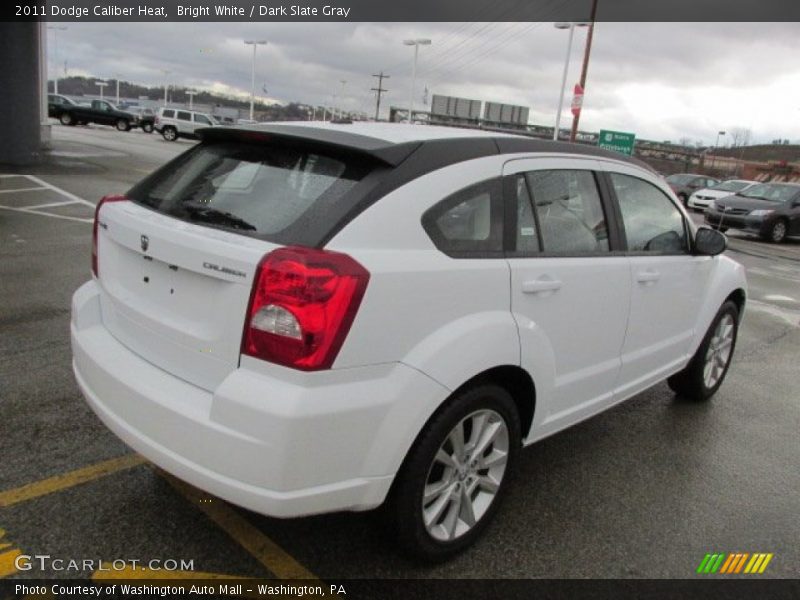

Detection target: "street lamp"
[161, 69, 171, 106]
[244, 40, 267, 121]
[186, 90, 197, 110]
[47, 26, 67, 95]
[334, 80, 346, 119]
[403, 38, 431, 125]
[553, 22, 588, 141]
[95, 80, 108, 101]
[712, 130, 726, 169]
[114, 75, 121, 105]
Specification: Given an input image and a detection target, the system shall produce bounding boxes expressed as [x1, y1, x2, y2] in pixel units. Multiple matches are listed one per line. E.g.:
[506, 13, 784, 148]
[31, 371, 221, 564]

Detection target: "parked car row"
[47, 94, 218, 141]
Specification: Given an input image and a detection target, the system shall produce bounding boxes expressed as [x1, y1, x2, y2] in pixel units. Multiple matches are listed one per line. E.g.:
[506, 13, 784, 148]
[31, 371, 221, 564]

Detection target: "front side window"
[525, 170, 609, 254]
[194, 114, 213, 125]
[177, 111, 192, 121]
[610, 173, 688, 253]
[422, 179, 503, 256]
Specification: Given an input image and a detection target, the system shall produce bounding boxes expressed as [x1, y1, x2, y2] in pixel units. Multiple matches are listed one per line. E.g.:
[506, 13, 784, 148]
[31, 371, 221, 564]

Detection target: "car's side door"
[602, 165, 714, 399]
[503, 158, 631, 439]
[788, 191, 800, 235]
[176, 110, 194, 136]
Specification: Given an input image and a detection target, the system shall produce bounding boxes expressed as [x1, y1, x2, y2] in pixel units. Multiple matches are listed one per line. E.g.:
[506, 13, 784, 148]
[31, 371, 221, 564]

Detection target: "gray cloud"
[50, 21, 800, 144]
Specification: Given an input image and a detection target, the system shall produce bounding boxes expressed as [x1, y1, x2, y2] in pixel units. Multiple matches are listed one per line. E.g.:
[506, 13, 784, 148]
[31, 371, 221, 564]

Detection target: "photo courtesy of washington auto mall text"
[1, 0, 800, 599]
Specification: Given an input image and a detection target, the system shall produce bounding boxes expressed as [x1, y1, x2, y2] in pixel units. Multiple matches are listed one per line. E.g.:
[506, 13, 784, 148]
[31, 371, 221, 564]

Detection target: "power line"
[370, 71, 390, 121]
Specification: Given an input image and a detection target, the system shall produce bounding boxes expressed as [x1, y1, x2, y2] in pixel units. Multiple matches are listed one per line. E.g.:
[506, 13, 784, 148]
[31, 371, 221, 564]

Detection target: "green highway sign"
[598, 129, 636, 156]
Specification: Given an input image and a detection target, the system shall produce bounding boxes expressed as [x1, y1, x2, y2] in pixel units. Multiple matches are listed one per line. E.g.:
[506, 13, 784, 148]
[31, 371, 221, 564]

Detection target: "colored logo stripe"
[698, 552, 774, 574]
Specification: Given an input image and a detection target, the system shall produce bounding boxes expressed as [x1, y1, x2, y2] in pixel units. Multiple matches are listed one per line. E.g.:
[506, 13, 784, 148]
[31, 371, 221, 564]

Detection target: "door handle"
[522, 278, 562, 294]
[636, 270, 661, 284]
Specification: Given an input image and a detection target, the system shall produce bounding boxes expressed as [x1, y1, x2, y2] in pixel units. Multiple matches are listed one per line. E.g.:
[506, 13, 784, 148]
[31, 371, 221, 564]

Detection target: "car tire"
[142, 123, 154, 134]
[162, 126, 178, 141]
[387, 383, 521, 562]
[763, 219, 788, 244]
[668, 300, 739, 402]
[116, 119, 131, 132]
[60, 113, 74, 126]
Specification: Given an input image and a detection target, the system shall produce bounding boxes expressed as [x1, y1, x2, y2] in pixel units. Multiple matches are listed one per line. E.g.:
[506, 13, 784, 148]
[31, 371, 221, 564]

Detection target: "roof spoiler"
[196, 125, 421, 167]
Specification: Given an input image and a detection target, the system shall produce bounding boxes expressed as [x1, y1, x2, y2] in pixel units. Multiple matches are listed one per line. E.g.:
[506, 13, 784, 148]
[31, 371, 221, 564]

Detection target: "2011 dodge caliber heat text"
[71, 123, 747, 561]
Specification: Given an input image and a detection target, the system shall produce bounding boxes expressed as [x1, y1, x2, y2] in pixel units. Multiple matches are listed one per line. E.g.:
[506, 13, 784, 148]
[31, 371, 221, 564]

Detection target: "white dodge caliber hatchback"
[71, 123, 747, 561]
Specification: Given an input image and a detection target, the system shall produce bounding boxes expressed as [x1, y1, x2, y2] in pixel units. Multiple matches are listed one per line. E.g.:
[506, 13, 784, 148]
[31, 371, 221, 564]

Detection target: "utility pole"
[371, 72, 389, 121]
[569, 0, 598, 142]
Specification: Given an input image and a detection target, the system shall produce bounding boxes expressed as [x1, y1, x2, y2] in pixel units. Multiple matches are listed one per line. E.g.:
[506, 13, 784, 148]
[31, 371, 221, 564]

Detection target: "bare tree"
[729, 127, 752, 148]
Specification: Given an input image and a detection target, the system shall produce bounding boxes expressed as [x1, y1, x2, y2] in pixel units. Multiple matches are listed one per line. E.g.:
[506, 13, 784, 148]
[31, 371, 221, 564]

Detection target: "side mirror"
[694, 227, 727, 256]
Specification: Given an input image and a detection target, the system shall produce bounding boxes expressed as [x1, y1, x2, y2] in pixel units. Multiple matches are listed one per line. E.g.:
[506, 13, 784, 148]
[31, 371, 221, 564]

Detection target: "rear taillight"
[242, 246, 370, 371]
[92, 194, 128, 277]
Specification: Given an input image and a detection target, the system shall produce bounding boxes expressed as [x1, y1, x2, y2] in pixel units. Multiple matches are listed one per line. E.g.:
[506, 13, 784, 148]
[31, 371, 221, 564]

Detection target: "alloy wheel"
[422, 409, 509, 542]
[703, 313, 735, 389]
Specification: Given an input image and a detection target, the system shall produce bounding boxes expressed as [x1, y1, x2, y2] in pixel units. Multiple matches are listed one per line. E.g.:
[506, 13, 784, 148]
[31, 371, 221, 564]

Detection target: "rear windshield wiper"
[181, 201, 257, 231]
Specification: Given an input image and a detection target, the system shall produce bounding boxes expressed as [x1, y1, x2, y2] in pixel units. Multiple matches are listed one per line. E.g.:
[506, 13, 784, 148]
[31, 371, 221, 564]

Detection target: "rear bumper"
[71, 280, 448, 517]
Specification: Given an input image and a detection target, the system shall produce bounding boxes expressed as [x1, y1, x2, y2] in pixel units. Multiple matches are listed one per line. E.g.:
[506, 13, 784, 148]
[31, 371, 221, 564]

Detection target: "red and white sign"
[571, 83, 584, 117]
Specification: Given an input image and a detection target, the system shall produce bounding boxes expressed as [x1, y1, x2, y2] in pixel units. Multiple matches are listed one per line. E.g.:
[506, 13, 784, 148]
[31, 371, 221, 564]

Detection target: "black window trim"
[502, 168, 624, 258]
[421, 177, 505, 259]
[601, 171, 694, 256]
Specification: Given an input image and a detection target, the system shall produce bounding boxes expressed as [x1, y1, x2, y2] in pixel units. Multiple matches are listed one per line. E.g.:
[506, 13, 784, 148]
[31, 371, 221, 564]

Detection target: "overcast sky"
[48, 21, 800, 145]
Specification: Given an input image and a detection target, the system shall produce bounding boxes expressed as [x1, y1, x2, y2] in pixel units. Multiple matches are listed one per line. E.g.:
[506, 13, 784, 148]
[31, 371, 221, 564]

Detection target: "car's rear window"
[127, 141, 379, 244]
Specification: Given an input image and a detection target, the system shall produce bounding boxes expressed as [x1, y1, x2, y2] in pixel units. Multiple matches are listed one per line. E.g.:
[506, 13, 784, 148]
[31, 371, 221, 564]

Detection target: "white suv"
[154, 107, 217, 141]
[71, 123, 746, 561]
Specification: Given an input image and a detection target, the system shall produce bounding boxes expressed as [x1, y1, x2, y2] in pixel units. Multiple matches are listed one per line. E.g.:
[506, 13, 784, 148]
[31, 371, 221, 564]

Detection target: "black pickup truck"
[57, 99, 138, 131]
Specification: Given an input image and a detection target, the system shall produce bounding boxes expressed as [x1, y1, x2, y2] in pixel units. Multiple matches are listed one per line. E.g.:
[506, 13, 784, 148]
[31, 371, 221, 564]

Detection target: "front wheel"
[763, 219, 788, 244]
[161, 126, 178, 141]
[668, 300, 739, 401]
[142, 122, 154, 133]
[388, 384, 520, 562]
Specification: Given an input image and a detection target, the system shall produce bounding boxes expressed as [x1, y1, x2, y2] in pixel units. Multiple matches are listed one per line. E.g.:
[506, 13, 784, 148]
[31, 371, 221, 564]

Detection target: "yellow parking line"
[0, 454, 146, 508]
[0, 529, 22, 578]
[159, 471, 318, 581]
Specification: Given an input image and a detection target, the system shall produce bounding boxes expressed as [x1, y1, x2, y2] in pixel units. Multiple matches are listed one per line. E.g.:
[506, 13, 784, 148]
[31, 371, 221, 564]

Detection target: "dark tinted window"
[162, 109, 175, 118]
[610, 173, 688, 253]
[194, 114, 213, 125]
[127, 142, 377, 242]
[526, 170, 609, 254]
[422, 179, 503, 256]
[177, 111, 192, 121]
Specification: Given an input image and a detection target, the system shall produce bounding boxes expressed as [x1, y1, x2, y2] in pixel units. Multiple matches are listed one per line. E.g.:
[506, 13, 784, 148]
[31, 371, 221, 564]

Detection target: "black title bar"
[5, 0, 800, 22]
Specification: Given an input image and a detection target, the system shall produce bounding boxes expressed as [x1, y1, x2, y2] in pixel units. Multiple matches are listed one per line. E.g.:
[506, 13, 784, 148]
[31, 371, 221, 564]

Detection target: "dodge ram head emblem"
[140, 235, 149, 252]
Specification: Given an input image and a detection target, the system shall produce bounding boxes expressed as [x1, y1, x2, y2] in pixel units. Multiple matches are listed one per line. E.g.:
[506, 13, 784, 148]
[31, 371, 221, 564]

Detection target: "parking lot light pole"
[115, 76, 120, 105]
[244, 40, 267, 121]
[187, 90, 197, 110]
[712, 130, 726, 169]
[403, 38, 431, 125]
[48, 26, 67, 95]
[95, 80, 107, 101]
[553, 23, 576, 141]
[161, 69, 170, 106]
[336, 80, 346, 119]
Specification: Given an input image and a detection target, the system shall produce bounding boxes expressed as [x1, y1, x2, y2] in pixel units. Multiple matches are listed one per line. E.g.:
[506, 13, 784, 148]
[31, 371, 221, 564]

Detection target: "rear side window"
[162, 109, 175, 118]
[526, 170, 610, 254]
[177, 111, 192, 121]
[127, 142, 378, 243]
[422, 179, 504, 257]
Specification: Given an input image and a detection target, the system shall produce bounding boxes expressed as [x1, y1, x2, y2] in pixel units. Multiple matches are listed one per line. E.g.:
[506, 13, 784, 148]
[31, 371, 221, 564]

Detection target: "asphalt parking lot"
[1, 124, 799, 582]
